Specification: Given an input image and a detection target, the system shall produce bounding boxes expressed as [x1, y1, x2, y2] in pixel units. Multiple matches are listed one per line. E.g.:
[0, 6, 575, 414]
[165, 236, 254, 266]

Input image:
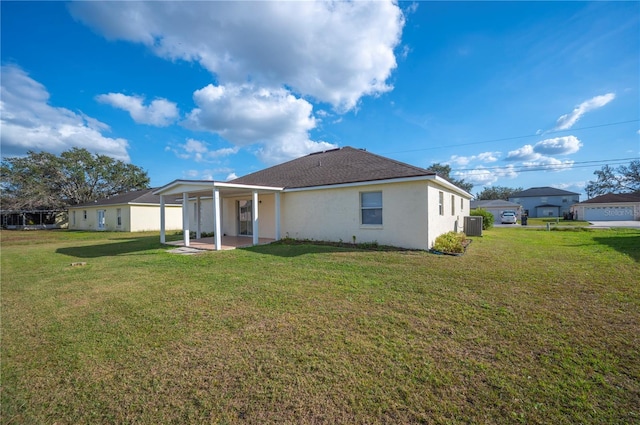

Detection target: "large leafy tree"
[474, 185, 523, 201]
[427, 163, 474, 193]
[1, 148, 150, 210]
[584, 160, 640, 199]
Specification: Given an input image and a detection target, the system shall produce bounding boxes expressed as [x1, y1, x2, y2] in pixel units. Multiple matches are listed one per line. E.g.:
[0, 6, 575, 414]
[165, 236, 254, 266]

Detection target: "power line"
[452, 157, 638, 173]
[381, 119, 640, 154]
[452, 157, 638, 175]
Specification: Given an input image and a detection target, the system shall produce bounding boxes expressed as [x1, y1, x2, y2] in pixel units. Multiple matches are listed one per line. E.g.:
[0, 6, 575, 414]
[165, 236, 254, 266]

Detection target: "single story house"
[508, 187, 580, 218]
[470, 200, 523, 222]
[68, 188, 183, 232]
[571, 192, 640, 221]
[154, 147, 473, 251]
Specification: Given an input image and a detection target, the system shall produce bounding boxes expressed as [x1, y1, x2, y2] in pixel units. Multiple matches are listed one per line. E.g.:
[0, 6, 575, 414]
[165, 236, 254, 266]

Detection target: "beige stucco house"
[154, 147, 472, 250]
[68, 188, 182, 232]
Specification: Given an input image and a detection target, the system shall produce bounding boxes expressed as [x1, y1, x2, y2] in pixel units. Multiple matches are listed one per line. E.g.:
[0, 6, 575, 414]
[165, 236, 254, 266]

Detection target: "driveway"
[588, 221, 640, 228]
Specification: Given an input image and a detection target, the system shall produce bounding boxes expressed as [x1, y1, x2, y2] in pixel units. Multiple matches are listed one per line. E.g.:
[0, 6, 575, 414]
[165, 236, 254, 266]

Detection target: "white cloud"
[169, 138, 239, 163]
[96, 93, 178, 126]
[553, 93, 615, 130]
[184, 83, 336, 164]
[183, 167, 236, 181]
[522, 157, 574, 172]
[449, 152, 500, 166]
[533, 136, 582, 155]
[505, 145, 540, 161]
[0, 65, 130, 161]
[69, 1, 404, 112]
[454, 164, 518, 186]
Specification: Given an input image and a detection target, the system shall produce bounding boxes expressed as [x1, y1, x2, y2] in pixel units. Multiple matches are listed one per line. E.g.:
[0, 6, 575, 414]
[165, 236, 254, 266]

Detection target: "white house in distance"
[68, 188, 183, 232]
[154, 147, 472, 251]
[571, 192, 640, 221]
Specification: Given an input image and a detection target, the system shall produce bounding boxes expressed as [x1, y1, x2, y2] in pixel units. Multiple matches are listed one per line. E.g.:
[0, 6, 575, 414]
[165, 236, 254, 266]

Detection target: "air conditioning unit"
[464, 216, 483, 237]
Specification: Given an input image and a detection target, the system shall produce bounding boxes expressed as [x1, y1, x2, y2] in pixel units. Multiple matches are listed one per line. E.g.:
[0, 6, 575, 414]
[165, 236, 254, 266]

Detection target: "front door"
[97, 210, 106, 230]
[238, 200, 253, 236]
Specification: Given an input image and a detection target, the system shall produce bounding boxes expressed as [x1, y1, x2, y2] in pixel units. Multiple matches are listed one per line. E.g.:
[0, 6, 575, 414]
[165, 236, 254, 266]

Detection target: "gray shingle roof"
[510, 187, 580, 197]
[580, 192, 640, 204]
[230, 146, 435, 189]
[72, 188, 181, 207]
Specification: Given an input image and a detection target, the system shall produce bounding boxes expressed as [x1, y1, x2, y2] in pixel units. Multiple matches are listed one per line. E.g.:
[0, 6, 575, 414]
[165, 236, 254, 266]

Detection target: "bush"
[470, 208, 494, 230]
[432, 231, 467, 254]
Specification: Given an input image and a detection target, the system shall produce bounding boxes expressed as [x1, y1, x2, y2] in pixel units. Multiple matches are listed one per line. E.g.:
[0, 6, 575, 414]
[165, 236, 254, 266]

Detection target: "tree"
[1, 148, 150, 210]
[584, 160, 640, 199]
[427, 163, 474, 193]
[474, 185, 523, 201]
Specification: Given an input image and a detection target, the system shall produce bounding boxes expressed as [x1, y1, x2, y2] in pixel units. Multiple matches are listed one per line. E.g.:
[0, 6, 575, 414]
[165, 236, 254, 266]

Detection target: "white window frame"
[451, 194, 455, 215]
[116, 208, 122, 227]
[83, 210, 87, 220]
[439, 191, 444, 216]
[360, 191, 383, 226]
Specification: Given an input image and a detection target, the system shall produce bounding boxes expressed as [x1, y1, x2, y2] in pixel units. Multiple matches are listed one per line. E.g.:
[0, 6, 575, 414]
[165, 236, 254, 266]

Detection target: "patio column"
[182, 192, 190, 247]
[196, 196, 202, 239]
[160, 195, 166, 244]
[252, 190, 259, 246]
[275, 191, 281, 241]
[213, 188, 222, 251]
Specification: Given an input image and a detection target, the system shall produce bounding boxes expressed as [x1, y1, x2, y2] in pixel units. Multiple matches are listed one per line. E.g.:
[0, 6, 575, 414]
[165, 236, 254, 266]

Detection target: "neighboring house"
[470, 200, 523, 222]
[154, 147, 472, 250]
[571, 192, 640, 221]
[508, 187, 580, 218]
[68, 188, 183, 232]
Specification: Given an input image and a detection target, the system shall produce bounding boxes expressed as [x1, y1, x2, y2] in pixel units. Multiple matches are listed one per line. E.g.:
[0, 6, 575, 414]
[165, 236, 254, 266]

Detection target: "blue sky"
[1, 1, 638, 197]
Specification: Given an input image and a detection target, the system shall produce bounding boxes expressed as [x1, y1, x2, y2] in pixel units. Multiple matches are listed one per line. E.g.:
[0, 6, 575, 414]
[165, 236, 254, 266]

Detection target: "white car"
[500, 212, 517, 224]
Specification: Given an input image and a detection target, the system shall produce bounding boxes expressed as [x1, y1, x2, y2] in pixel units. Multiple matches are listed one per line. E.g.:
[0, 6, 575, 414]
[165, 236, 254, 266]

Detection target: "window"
[460, 198, 464, 210]
[361, 191, 382, 225]
[541, 197, 548, 204]
[72, 211, 76, 226]
[562, 197, 568, 203]
[83, 210, 87, 220]
[451, 194, 455, 215]
[438, 191, 444, 216]
[117, 208, 122, 226]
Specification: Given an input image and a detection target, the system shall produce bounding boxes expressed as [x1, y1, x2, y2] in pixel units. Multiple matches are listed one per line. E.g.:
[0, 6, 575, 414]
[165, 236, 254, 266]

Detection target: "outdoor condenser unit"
[464, 216, 483, 237]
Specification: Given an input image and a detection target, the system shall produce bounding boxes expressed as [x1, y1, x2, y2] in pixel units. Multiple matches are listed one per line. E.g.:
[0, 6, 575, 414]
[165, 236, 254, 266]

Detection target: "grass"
[526, 217, 591, 227]
[1, 228, 639, 424]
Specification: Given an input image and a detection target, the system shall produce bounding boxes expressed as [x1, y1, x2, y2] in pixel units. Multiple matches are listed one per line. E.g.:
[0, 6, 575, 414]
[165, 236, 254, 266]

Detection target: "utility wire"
[452, 157, 638, 173]
[381, 119, 640, 154]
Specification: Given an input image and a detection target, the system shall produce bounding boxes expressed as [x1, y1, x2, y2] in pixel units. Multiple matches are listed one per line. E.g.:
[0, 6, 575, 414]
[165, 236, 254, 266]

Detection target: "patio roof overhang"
[153, 179, 284, 198]
[155, 179, 283, 251]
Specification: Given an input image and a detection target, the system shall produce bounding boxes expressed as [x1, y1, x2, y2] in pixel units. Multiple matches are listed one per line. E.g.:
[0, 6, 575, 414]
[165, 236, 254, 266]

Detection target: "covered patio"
[166, 235, 276, 251]
[154, 180, 283, 251]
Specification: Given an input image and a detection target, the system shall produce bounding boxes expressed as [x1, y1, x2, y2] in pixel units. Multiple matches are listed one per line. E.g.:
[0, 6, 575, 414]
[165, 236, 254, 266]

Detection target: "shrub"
[432, 231, 467, 254]
[470, 208, 494, 230]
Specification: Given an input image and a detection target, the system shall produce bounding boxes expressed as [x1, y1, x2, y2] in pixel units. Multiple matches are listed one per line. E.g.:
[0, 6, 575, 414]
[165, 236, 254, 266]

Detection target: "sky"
[1, 1, 639, 198]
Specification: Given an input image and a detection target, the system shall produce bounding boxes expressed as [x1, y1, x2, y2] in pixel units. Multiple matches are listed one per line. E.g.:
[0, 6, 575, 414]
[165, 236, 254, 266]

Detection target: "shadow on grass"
[242, 242, 360, 257]
[56, 236, 165, 258]
[243, 240, 412, 257]
[593, 232, 640, 262]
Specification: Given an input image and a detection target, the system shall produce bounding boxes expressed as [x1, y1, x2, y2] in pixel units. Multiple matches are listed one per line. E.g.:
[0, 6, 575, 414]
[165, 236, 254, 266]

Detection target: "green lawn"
[1, 228, 639, 424]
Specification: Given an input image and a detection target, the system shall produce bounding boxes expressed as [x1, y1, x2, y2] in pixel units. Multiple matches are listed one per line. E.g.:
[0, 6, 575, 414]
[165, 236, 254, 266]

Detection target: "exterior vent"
[464, 216, 483, 237]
